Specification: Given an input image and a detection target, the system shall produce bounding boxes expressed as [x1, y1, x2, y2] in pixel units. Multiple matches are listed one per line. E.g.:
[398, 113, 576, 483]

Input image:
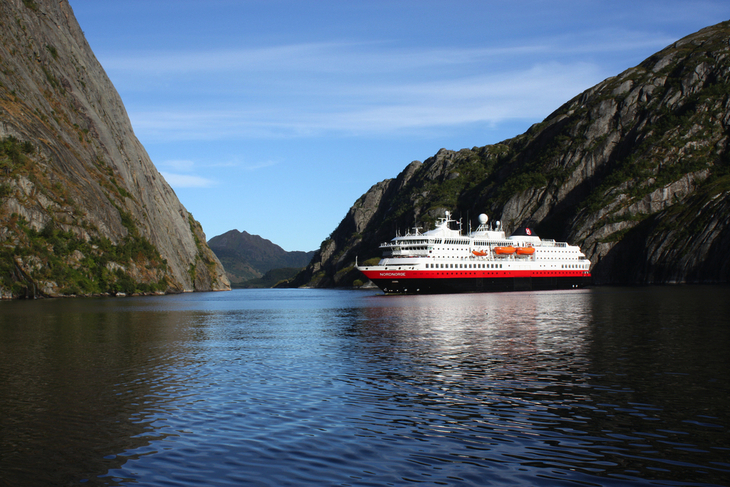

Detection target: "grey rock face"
[0, 0, 229, 296]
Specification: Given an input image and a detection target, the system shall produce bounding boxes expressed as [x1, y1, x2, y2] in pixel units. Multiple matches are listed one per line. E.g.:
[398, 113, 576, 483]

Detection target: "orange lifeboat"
[472, 250, 487, 257]
[493, 246, 516, 255]
[516, 247, 535, 256]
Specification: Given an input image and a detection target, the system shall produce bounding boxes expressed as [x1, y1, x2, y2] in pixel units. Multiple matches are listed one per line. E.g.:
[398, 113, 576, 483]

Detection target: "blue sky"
[68, 1, 730, 252]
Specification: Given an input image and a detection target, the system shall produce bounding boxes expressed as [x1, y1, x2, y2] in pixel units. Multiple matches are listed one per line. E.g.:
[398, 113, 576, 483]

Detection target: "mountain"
[240, 268, 307, 289]
[293, 21, 730, 288]
[0, 0, 229, 297]
[208, 230, 315, 287]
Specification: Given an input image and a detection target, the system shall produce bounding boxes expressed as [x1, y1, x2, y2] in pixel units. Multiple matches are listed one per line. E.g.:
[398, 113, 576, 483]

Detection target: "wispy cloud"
[126, 61, 603, 141]
[102, 28, 672, 77]
[103, 42, 535, 75]
[161, 159, 196, 171]
[158, 160, 216, 188]
[160, 172, 216, 188]
[243, 160, 279, 171]
[105, 27, 676, 144]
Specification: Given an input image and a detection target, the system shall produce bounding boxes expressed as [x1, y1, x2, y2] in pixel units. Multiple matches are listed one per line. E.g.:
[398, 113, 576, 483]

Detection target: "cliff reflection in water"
[0, 298, 209, 485]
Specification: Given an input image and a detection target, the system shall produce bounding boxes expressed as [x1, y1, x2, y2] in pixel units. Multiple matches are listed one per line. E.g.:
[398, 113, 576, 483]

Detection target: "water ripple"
[1, 288, 729, 486]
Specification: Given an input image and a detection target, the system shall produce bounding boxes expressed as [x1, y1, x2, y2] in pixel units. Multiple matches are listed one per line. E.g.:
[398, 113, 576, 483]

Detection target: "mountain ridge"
[293, 20, 730, 288]
[208, 229, 315, 286]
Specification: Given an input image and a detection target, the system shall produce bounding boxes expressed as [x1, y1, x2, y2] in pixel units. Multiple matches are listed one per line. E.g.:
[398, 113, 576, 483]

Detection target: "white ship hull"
[357, 211, 591, 295]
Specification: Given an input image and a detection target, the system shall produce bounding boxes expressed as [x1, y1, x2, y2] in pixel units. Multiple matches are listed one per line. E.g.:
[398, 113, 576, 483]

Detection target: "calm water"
[1, 287, 729, 486]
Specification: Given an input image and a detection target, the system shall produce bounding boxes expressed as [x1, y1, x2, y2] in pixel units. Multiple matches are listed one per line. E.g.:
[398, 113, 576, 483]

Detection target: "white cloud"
[109, 28, 673, 143]
[160, 172, 216, 188]
[243, 160, 279, 171]
[127, 61, 603, 141]
[161, 159, 195, 171]
[101, 28, 672, 78]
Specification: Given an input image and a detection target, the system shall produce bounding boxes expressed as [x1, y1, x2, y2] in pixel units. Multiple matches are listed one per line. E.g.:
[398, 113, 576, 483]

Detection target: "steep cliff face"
[0, 0, 229, 297]
[296, 21, 730, 287]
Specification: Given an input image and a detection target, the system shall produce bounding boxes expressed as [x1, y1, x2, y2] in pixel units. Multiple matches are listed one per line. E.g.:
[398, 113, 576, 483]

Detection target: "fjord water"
[1, 287, 728, 486]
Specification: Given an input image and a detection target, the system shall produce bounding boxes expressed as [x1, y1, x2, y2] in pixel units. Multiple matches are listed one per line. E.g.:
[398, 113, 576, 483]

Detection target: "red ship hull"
[360, 268, 591, 294]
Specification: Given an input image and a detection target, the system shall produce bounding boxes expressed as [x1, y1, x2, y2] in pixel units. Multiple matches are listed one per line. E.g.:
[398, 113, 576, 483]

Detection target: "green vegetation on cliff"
[0, 216, 167, 297]
[1, 135, 168, 297]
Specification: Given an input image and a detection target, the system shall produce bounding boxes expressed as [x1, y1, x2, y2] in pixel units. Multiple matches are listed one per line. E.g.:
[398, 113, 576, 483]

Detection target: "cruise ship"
[356, 211, 591, 294]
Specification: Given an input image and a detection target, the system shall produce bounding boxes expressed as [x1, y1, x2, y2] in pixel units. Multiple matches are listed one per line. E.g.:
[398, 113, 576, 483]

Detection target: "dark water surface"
[1, 287, 729, 486]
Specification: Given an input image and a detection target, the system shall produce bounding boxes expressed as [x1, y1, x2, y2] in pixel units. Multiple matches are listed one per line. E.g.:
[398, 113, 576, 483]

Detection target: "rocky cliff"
[294, 21, 730, 288]
[0, 0, 229, 297]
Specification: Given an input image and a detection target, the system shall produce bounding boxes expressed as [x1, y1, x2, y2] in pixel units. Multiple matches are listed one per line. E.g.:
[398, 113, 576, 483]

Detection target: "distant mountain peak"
[208, 230, 315, 286]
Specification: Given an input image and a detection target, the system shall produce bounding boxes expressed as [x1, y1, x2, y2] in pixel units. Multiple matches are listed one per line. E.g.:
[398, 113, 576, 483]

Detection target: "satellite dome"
[478, 214, 488, 224]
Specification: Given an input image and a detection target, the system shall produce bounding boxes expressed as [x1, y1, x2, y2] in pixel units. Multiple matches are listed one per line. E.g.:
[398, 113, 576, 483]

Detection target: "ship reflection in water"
[0, 286, 728, 486]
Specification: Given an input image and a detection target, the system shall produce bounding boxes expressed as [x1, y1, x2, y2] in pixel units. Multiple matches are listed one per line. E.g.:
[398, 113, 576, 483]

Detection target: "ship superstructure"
[356, 212, 591, 294]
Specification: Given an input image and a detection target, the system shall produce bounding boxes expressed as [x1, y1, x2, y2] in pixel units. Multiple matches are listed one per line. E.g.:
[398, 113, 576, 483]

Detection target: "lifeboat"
[472, 250, 487, 257]
[516, 247, 535, 256]
[493, 246, 516, 255]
